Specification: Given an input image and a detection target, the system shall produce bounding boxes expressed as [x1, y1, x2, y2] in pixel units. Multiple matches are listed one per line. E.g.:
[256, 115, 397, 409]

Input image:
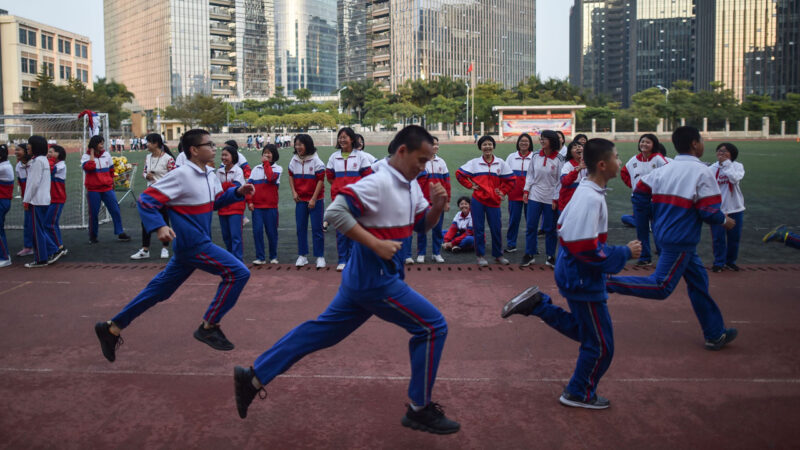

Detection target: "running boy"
[94, 129, 254, 361]
[501, 138, 641, 409]
[233, 125, 460, 434]
[606, 126, 738, 351]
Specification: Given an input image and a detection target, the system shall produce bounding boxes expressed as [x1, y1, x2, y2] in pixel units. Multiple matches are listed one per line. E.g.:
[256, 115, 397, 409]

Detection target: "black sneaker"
[636, 259, 652, 267]
[234, 366, 266, 419]
[538, 229, 546, 236]
[545, 256, 556, 268]
[194, 324, 235, 351]
[48, 247, 68, 264]
[501, 286, 544, 318]
[95, 321, 123, 362]
[725, 263, 740, 272]
[504, 246, 517, 253]
[519, 254, 535, 267]
[705, 328, 738, 351]
[401, 402, 460, 434]
[711, 265, 724, 273]
[117, 233, 131, 242]
[24, 261, 50, 268]
[89, 238, 99, 244]
[559, 392, 610, 410]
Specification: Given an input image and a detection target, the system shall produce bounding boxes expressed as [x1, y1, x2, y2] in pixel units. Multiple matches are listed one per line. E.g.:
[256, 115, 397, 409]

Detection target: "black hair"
[573, 133, 588, 144]
[671, 126, 701, 154]
[556, 130, 566, 146]
[354, 134, 365, 150]
[656, 143, 668, 157]
[387, 125, 434, 155]
[221, 146, 239, 165]
[456, 196, 470, 206]
[16, 143, 30, 162]
[638, 133, 660, 154]
[262, 143, 280, 163]
[515, 133, 533, 153]
[716, 142, 739, 161]
[565, 140, 583, 162]
[28, 135, 48, 157]
[432, 135, 439, 143]
[540, 130, 560, 153]
[293, 133, 317, 156]
[146, 132, 174, 158]
[180, 129, 210, 158]
[88, 135, 105, 151]
[336, 127, 357, 150]
[224, 139, 239, 149]
[477, 135, 496, 150]
[0, 144, 7, 163]
[51, 144, 67, 162]
[582, 138, 616, 173]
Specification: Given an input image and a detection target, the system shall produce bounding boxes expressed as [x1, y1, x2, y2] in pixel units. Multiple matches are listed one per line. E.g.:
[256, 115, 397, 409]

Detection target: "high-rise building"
[634, 0, 695, 96]
[338, 0, 368, 84]
[357, 0, 534, 92]
[0, 12, 93, 115]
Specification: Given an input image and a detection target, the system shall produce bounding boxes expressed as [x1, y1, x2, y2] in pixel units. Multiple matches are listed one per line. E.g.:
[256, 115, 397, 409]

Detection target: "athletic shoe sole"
[501, 286, 541, 318]
[559, 394, 610, 410]
[193, 328, 235, 351]
[401, 416, 460, 435]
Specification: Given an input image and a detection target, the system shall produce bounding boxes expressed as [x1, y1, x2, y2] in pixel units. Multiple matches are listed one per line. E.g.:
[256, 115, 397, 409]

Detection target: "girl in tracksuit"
[326, 127, 373, 271]
[441, 196, 474, 252]
[521, 130, 564, 268]
[81, 135, 130, 243]
[224, 139, 252, 178]
[505, 133, 533, 253]
[456, 135, 514, 266]
[248, 144, 282, 264]
[46, 145, 67, 256]
[131, 134, 176, 260]
[15, 143, 34, 256]
[0, 144, 13, 266]
[288, 134, 326, 268]
[217, 146, 246, 261]
[558, 141, 587, 212]
[709, 143, 745, 272]
[620, 134, 669, 265]
[23, 136, 58, 267]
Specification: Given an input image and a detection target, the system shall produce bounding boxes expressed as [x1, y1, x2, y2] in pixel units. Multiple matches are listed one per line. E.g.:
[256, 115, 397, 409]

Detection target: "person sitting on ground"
[441, 196, 475, 253]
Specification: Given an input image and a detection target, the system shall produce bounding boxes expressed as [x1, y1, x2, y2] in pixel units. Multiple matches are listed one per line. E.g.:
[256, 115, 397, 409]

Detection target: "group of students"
[246, 134, 293, 150]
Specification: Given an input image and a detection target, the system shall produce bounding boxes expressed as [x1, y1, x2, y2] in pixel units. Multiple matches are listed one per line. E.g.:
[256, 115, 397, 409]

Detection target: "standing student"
[620, 134, 669, 265]
[233, 125, 460, 434]
[217, 146, 247, 261]
[81, 136, 131, 243]
[0, 144, 13, 267]
[131, 134, 176, 260]
[288, 134, 326, 268]
[46, 145, 68, 261]
[502, 138, 641, 410]
[225, 140, 252, 178]
[14, 144, 34, 256]
[414, 136, 450, 263]
[248, 144, 282, 265]
[456, 136, 514, 266]
[354, 133, 377, 166]
[441, 196, 475, 253]
[94, 129, 254, 361]
[521, 130, 564, 268]
[22, 136, 58, 268]
[505, 133, 533, 254]
[326, 127, 373, 271]
[606, 126, 739, 351]
[709, 143, 745, 272]
[556, 130, 568, 157]
[558, 141, 587, 211]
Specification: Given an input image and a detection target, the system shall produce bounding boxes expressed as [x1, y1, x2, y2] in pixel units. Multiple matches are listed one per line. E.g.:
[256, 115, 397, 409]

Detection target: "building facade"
[338, 0, 368, 84]
[0, 12, 92, 115]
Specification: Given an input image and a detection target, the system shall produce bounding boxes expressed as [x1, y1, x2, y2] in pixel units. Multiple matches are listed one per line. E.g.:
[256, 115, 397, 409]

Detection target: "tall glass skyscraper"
[338, 0, 368, 84]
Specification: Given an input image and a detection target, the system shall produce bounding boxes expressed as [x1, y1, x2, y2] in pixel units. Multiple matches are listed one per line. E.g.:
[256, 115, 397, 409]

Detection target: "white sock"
[410, 403, 425, 412]
[251, 377, 262, 389]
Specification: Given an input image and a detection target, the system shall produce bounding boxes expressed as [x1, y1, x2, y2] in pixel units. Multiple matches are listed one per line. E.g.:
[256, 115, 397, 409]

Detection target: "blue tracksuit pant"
[506, 200, 525, 249]
[336, 231, 353, 264]
[416, 213, 445, 257]
[787, 232, 800, 249]
[471, 198, 502, 258]
[710, 211, 743, 267]
[606, 249, 726, 341]
[633, 198, 655, 262]
[111, 243, 250, 328]
[296, 200, 324, 257]
[252, 208, 278, 261]
[252, 279, 448, 407]
[0, 199, 9, 260]
[29, 206, 57, 263]
[621, 214, 636, 228]
[526, 200, 556, 257]
[23, 203, 33, 248]
[219, 214, 244, 261]
[46, 202, 64, 248]
[87, 190, 125, 239]
[531, 293, 614, 402]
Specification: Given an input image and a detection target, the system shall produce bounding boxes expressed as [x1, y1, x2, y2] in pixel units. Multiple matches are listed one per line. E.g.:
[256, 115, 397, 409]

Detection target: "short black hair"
[388, 125, 434, 155]
[540, 130, 560, 153]
[0, 144, 7, 163]
[221, 146, 239, 165]
[88, 135, 104, 151]
[16, 143, 30, 162]
[262, 143, 279, 163]
[225, 139, 239, 149]
[181, 129, 210, 158]
[516, 133, 533, 153]
[573, 133, 588, 144]
[51, 145, 67, 162]
[716, 142, 739, 161]
[354, 134, 365, 150]
[638, 133, 660, 153]
[456, 196, 470, 206]
[671, 126, 701, 154]
[336, 127, 357, 150]
[477, 135, 496, 150]
[293, 133, 317, 155]
[29, 135, 48, 157]
[556, 130, 566, 145]
[583, 138, 615, 173]
[565, 140, 582, 162]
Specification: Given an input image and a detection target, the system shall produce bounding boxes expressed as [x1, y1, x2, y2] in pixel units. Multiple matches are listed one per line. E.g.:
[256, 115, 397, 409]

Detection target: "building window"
[60, 65, 72, 80]
[21, 57, 38, 74]
[58, 39, 63, 52]
[43, 62, 55, 77]
[19, 28, 36, 45]
[75, 42, 80, 55]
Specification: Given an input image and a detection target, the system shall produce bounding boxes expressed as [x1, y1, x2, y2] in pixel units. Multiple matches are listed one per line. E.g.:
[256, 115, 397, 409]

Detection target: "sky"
[2, 0, 571, 82]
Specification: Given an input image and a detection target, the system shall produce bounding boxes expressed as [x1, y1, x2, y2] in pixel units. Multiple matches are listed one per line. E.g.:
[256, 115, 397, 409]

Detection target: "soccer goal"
[0, 113, 112, 229]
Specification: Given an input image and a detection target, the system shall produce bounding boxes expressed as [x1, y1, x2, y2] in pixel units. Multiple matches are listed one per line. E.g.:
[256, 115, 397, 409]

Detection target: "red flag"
[467, 63, 473, 73]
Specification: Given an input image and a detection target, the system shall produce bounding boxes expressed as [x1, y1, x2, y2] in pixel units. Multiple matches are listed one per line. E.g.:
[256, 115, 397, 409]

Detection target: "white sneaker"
[130, 249, 150, 260]
[160, 248, 170, 259]
[432, 254, 445, 263]
[269, 259, 279, 264]
[495, 257, 510, 265]
[477, 257, 489, 267]
[416, 255, 425, 264]
[316, 257, 326, 268]
[336, 263, 346, 272]
[296, 255, 309, 267]
[243, 217, 250, 226]
[252, 259, 266, 265]
[404, 257, 415, 265]
[0, 259, 11, 268]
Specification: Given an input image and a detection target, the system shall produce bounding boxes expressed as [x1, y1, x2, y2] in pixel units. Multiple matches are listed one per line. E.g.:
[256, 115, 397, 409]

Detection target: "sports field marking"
[0, 281, 32, 297]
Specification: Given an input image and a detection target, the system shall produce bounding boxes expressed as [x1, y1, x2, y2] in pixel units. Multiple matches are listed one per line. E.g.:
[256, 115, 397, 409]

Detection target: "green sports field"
[4, 138, 800, 265]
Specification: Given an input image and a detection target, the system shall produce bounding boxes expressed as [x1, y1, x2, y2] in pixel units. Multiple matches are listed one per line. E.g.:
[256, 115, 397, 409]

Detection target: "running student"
[502, 138, 641, 410]
[505, 133, 533, 254]
[248, 144, 282, 265]
[606, 126, 739, 351]
[131, 134, 175, 260]
[46, 145, 68, 262]
[456, 135, 514, 267]
[22, 136, 58, 268]
[14, 143, 33, 256]
[288, 134, 326, 268]
[217, 145, 247, 261]
[709, 143, 744, 273]
[81, 135, 131, 243]
[233, 125, 460, 434]
[0, 144, 13, 267]
[441, 196, 475, 253]
[94, 129, 254, 361]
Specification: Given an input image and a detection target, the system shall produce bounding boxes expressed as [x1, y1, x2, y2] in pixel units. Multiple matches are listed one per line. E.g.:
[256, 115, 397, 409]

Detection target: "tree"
[424, 95, 462, 130]
[163, 96, 196, 129]
[293, 88, 312, 103]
